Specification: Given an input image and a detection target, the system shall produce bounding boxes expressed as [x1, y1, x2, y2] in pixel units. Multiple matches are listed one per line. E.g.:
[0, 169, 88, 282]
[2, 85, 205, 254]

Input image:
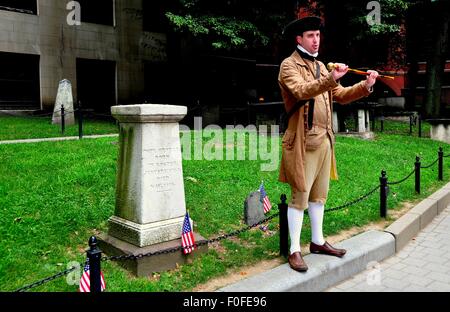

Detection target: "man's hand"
[331, 63, 348, 81]
[365, 70, 379, 90]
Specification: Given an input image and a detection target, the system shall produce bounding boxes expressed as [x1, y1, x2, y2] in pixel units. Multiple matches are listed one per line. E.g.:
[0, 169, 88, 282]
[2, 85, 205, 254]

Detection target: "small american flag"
[79, 260, 106, 292]
[259, 182, 272, 214]
[181, 212, 196, 255]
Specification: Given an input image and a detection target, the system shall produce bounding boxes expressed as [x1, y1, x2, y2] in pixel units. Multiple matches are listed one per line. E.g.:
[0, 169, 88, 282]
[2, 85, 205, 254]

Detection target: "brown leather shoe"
[310, 241, 346, 258]
[288, 252, 308, 272]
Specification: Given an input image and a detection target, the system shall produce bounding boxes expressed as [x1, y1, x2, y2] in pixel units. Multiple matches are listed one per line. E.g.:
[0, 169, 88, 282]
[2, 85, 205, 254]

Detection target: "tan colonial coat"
[278, 51, 371, 192]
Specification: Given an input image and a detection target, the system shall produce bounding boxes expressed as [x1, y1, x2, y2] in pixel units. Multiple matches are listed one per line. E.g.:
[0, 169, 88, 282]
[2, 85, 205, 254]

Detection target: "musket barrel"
[326, 62, 395, 80]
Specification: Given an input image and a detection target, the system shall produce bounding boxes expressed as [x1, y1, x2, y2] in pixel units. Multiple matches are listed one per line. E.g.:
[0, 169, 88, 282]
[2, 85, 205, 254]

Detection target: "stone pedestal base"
[98, 232, 208, 277]
[108, 216, 186, 248]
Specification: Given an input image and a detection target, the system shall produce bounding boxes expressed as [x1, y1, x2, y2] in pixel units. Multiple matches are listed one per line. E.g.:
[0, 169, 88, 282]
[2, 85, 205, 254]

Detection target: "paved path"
[0, 134, 118, 145]
[326, 205, 450, 292]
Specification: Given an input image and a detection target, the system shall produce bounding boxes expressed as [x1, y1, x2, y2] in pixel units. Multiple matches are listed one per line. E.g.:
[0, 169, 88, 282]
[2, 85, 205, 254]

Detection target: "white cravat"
[297, 44, 318, 58]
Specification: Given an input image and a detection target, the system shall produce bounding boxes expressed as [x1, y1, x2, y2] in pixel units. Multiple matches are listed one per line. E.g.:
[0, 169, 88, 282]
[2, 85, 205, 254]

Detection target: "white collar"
[297, 44, 318, 58]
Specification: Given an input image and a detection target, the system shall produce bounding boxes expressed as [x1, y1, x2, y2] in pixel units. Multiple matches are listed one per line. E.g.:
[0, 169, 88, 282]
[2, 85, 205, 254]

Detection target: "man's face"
[296, 30, 320, 54]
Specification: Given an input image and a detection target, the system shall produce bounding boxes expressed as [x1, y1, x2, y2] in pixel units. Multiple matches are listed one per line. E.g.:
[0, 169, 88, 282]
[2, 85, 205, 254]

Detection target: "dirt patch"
[389, 200, 416, 219]
[193, 258, 285, 292]
[193, 200, 417, 292]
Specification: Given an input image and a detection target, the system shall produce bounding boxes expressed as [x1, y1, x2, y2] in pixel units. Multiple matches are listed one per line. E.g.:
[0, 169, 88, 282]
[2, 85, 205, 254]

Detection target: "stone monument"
[52, 79, 75, 126]
[244, 191, 265, 226]
[334, 104, 374, 140]
[99, 104, 207, 276]
[430, 119, 450, 144]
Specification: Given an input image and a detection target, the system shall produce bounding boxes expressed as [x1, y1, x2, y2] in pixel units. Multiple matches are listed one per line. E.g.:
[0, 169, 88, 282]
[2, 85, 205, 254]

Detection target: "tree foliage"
[344, 0, 411, 39]
[166, 12, 267, 49]
[165, 0, 290, 51]
[313, 0, 417, 69]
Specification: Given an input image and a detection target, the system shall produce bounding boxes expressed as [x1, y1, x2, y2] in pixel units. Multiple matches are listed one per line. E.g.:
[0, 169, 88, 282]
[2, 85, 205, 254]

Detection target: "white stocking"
[288, 207, 304, 254]
[309, 202, 325, 245]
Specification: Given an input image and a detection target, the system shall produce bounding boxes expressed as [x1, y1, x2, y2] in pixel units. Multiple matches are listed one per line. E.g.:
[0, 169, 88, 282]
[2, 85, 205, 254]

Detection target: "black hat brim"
[282, 16, 322, 38]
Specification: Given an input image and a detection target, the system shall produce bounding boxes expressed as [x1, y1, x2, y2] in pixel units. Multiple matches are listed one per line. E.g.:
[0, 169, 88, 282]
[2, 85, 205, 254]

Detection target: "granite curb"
[384, 182, 450, 251]
[218, 182, 450, 292]
[218, 230, 395, 292]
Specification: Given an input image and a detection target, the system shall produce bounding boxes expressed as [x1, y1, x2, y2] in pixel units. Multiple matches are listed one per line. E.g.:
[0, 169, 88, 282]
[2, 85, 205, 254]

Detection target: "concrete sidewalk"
[0, 134, 118, 145]
[327, 205, 450, 292]
[218, 182, 450, 292]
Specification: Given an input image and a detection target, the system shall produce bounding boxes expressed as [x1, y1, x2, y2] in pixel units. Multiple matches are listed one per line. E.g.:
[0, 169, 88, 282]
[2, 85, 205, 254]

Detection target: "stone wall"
[0, 0, 167, 110]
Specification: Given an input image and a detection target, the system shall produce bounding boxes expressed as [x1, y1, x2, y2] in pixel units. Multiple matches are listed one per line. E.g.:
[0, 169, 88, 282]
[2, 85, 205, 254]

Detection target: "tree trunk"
[406, 2, 421, 112]
[424, 1, 450, 118]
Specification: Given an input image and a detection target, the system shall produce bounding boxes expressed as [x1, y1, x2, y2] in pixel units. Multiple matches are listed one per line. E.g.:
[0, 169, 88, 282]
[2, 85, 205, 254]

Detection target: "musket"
[327, 62, 395, 80]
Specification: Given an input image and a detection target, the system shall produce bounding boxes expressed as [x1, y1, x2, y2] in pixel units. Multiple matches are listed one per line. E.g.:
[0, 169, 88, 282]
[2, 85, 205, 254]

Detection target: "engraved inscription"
[143, 147, 181, 194]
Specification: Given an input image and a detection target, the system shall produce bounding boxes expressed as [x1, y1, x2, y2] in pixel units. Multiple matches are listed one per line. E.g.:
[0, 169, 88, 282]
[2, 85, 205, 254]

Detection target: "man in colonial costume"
[278, 16, 379, 272]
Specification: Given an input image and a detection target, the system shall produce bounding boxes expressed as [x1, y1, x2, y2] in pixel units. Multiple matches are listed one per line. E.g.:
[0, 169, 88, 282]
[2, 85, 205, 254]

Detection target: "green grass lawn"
[0, 115, 431, 141]
[0, 122, 449, 292]
[0, 115, 118, 141]
[375, 118, 431, 136]
[340, 115, 431, 137]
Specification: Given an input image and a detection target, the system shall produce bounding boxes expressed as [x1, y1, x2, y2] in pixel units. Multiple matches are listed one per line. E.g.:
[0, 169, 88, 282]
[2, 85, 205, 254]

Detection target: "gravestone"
[52, 79, 75, 126]
[332, 111, 339, 133]
[430, 119, 450, 144]
[378, 97, 405, 109]
[357, 110, 366, 133]
[335, 106, 374, 140]
[244, 191, 265, 226]
[365, 110, 371, 131]
[98, 104, 207, 276]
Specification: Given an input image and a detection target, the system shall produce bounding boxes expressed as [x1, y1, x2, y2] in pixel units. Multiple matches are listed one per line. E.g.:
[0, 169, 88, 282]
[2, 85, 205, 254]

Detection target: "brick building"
[0, 0, 168, 112]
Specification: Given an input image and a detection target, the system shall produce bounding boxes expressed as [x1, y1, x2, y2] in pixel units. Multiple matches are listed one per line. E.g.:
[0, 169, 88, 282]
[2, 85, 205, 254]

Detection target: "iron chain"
[86, 112, 115, 118]
[387, 168, 415, 185]
[14, 266, 78, 292]
[62, 110, 77, 116]
[317, 185, 380, 214]
[101, 213, 279, 263]
[421, 158, 439, 169]
[387, 155, 443, 183]
[1, 109, 79, 120]
[1, 111, 54, 118]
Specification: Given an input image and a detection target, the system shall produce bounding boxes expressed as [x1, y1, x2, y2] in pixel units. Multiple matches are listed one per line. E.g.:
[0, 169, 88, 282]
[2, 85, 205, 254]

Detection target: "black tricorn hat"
[282, 16, 322, 38]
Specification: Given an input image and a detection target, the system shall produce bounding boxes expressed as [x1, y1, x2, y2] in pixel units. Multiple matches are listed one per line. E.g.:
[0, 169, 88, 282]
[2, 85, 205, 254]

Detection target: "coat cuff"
[359, 80, 372, 96]
[326, 73, 340, 89]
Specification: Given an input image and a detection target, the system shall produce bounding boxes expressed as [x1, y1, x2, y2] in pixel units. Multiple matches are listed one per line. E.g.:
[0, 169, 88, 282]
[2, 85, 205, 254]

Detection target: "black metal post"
[439, 147, 443, 181]
[380, 170, 388, 218]
[409, 114, 413, 135]
[87, 236, 102, 293]
[61, 104, 65, 135]
[380, 115, 384, 132]
[418, 115, 422, 138]
[278, 194, 289, 258]
[415, 156, 421, 194]
[78, 101, 83, 139]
